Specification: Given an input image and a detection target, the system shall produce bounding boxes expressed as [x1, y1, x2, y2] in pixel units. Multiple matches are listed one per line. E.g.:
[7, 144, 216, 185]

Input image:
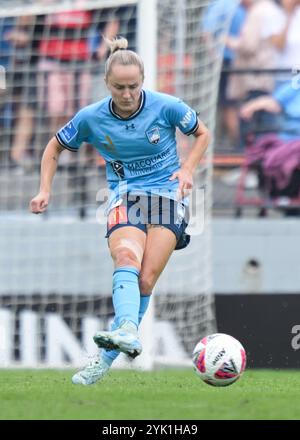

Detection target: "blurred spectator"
[240, 80, 300, 213]
[37, 9, 94, 143]
[37, 6, 136, 169]
[36, 9, 106, 168]
[267, 0, 300, 86]
[0, 16, 14, 70]
[6, 15, 44, 170]
[240, 80, 300, 139]
[226, 0, 282, 107]
[200, 0, 247, 146]
[0, 16, 15, 157]
[89, 6, 136, 102]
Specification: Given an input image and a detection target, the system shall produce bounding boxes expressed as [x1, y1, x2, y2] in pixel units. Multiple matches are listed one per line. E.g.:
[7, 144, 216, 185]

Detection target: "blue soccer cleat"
[93, 320, 142, 359]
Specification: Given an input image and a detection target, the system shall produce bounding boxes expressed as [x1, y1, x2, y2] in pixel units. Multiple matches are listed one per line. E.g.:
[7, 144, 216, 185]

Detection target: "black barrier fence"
[215, 293, 300, 369]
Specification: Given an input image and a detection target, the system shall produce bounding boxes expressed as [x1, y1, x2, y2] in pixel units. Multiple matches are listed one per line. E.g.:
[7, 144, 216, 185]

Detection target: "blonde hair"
[104, 37, 144, 80]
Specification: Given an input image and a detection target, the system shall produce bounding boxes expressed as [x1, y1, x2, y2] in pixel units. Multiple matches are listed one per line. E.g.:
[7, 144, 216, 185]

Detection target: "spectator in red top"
[38, 8, 123, 148]
[38, 9, 93, 139]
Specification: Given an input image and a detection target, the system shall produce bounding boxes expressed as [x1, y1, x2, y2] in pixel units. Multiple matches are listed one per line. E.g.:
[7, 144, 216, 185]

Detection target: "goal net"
[0, 0, 232, 368]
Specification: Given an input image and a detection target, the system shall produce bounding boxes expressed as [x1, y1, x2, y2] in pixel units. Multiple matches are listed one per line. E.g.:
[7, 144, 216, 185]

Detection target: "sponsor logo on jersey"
[180, 109, 193, 129]
[125, 123, 136, 130]
[146, 127, 160, 144]
[110, 147, 172, 178]
[127, 147, 171, 176]
[61, 121, 78, 142]
[111, 160, 125, 179]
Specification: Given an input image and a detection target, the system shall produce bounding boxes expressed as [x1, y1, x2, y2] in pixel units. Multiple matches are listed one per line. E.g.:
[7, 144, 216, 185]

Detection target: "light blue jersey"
[56, 89, 199, 208]
[273, 81, 300, 140]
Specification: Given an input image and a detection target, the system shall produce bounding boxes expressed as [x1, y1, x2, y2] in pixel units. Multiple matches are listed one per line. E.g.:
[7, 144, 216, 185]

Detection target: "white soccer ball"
[192, 333, 247, 387]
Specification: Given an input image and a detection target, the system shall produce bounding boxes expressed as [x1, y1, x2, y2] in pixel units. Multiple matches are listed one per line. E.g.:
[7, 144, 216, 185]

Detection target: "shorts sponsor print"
[106, 193, 190, 250]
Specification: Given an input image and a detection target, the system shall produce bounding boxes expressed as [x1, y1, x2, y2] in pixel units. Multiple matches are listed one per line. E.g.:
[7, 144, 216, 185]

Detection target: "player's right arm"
[30, 137, 65, 214]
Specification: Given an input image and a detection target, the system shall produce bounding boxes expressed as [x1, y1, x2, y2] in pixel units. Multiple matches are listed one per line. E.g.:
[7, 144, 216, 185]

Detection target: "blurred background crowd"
[203, 0, 300, 216]
[0, 0, 300, 217]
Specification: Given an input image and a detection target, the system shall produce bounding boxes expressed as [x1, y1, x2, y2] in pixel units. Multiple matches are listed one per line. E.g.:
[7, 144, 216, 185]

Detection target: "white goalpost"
[0, 0, 232, 369]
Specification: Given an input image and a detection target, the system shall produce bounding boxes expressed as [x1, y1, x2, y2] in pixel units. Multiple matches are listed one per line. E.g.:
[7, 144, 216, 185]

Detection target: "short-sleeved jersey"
[56, 89, 199, 208]
[273, 81, 300, 140]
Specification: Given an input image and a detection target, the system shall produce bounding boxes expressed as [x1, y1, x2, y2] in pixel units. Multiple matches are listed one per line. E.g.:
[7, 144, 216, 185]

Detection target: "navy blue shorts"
[106, 194, 190, 250]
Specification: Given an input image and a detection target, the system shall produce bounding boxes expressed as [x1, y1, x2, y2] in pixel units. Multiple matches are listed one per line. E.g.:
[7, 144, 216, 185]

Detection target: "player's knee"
[139, 272, 156, 295]
[114, 247, 141, 270]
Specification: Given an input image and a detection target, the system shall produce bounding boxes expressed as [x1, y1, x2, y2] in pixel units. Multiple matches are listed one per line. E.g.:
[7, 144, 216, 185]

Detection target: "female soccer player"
[30, 37, 210, 385]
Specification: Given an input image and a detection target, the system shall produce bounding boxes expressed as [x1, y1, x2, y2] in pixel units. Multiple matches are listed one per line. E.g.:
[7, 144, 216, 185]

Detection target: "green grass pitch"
[0, 369, 300, 420]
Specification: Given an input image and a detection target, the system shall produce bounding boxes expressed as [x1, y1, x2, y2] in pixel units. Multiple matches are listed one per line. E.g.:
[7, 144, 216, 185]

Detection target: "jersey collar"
[109, 90, 145, 120]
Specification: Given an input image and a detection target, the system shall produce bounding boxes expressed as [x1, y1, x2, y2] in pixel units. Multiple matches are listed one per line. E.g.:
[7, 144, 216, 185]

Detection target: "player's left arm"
[170, 119, 210, 198]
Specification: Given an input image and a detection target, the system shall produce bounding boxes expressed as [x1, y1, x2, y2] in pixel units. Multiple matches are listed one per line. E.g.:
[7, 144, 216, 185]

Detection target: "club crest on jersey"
[146, 127, 160, 144]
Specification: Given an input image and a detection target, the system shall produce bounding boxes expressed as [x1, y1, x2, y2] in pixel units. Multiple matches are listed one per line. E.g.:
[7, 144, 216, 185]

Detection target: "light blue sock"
[138, 294, 151, 325]
[101, 266, 140, 365]
[112, 266, 140, 328]
[101, 293, 151, 366]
